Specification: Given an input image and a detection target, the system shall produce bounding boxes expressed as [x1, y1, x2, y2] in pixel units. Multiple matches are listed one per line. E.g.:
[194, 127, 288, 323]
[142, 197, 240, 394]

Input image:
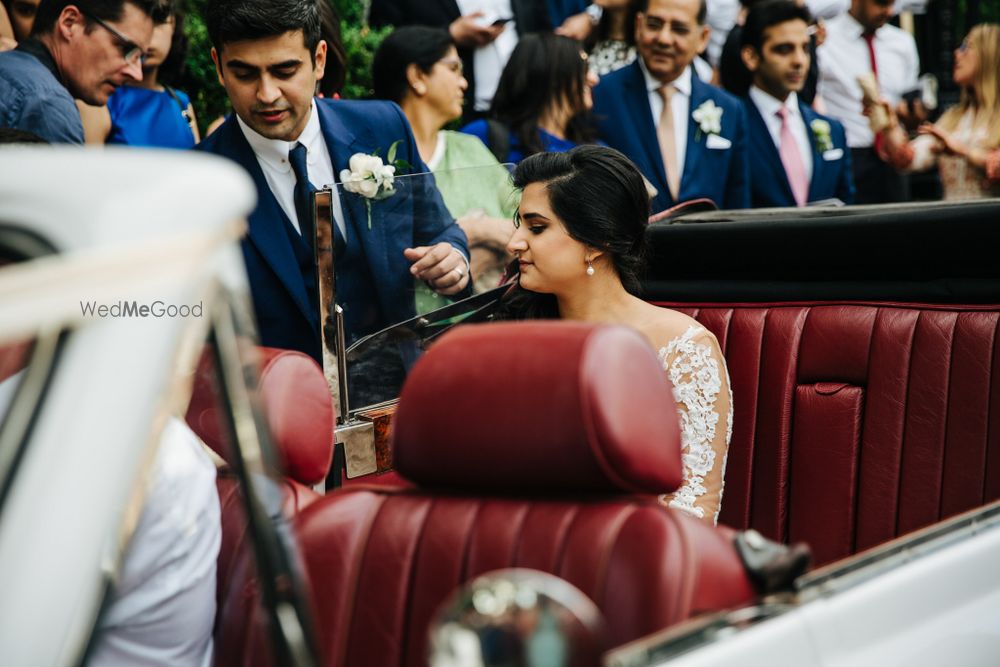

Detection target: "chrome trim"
[339, 419, 376, 478]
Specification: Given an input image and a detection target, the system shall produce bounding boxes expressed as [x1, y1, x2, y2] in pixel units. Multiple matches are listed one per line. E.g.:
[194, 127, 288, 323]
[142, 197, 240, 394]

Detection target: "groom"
[592, 0, 750, 214]
[196, 0, 469, 363]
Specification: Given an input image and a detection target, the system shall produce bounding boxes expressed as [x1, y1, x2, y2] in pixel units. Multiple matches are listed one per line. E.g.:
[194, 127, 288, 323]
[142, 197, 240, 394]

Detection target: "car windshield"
[320, 165, 519, 416]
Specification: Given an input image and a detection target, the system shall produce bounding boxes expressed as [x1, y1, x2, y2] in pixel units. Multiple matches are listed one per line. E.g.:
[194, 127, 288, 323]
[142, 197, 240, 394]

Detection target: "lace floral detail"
[657, 326, 733, 524]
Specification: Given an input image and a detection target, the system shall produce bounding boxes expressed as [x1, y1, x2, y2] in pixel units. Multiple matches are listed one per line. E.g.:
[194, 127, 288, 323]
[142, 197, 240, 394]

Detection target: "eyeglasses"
[81, 9, 145, 65]
[958, 39, 971, 53]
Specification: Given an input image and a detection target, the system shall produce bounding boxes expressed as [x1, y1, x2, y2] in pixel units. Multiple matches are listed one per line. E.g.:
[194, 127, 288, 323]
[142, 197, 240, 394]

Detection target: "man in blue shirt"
[0, 0, 154, 143]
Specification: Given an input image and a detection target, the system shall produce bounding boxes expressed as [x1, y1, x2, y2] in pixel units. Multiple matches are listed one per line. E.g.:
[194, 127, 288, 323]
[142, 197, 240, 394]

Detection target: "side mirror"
[428, 569, 606, 667]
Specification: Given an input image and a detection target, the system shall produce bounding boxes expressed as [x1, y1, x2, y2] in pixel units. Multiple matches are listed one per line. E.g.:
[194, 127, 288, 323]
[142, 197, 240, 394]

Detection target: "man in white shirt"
[740, 0, 853, 207]
[90, 419, 221, 667]
[817, 0, 920, 202]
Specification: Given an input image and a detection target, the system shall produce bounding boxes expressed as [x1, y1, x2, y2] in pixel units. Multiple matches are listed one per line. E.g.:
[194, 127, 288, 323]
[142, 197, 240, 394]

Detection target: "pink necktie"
[777, 107, 808, 207]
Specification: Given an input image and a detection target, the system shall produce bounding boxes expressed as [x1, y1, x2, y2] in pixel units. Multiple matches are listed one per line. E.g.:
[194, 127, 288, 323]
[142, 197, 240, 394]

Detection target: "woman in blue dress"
[81, 0, 199, 148]
[461, 32, 599, 164]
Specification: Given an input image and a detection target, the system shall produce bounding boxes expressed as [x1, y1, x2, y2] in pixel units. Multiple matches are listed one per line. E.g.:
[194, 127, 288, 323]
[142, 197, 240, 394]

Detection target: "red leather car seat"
[662, 302, 1000, 565]
[186, 346, 334, 513]
[294, 322, 755, 666]
[185, 346, 334, 666]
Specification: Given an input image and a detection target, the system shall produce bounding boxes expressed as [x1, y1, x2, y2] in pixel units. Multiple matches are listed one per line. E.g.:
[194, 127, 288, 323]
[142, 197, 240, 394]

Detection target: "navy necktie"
[288, 142, 315, 249]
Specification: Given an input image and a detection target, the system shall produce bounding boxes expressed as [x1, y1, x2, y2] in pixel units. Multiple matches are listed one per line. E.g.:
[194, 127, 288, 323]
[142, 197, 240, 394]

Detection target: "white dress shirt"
[90, 418, 220, 667]
[749, 86, 813, 183]
[806, 0, 849, 19]
[705, 0, 740, 67]
[237, 102, 348, 239]
[817, 12, 919, 148]
[641, 59, 692, 180]
[456, 0, 519, 111]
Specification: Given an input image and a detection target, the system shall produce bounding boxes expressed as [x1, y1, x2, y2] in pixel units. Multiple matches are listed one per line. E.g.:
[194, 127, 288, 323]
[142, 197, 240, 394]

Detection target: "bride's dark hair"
[497, 145, 651, 320]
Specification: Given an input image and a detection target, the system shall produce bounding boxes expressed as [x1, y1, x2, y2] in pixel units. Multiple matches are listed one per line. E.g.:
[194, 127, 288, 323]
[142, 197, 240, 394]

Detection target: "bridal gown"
[658, 325, 734, 525]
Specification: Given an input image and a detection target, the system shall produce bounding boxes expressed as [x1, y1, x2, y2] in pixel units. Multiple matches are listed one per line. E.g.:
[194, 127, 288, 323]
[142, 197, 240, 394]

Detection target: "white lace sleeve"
[658, 326, 733, 525]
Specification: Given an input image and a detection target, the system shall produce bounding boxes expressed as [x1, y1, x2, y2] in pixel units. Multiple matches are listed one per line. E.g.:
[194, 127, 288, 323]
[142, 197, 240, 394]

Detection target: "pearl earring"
[586, 259, 595, 276]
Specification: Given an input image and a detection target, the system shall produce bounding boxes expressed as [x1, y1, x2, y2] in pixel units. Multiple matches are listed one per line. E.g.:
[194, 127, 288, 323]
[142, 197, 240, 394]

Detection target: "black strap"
[163, 85, 191, 122]
[484, 119, 510, 163]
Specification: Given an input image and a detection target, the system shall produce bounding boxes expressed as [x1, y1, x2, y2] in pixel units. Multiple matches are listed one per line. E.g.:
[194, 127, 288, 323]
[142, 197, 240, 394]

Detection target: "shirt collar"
[16, 39, 65, 87]
[639, 57, 692, 97]
[750, 86, 800, 120]
[236, 100, 321, 173]
[843, 12, 871, 40]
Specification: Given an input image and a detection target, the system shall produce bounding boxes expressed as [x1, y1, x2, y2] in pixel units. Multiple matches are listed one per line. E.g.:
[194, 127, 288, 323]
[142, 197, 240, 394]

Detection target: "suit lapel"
[622, 61, 668, 192]
[746, 98, 796, 203]
[680, 70, 707, 201]
[800, 102, 825, 202]
[317, 101, 390, 283]
[222, 119, 314, 323]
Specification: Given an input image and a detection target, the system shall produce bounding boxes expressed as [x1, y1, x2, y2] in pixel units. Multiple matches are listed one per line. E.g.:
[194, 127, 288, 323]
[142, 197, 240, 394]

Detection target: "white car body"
[0, 147, 255, 665]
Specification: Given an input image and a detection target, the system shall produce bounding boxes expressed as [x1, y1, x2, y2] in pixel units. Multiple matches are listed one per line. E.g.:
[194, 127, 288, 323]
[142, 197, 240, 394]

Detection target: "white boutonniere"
[692, 100, 723, 141]
[339, 140, 410, 228]
[811, 119, 833, 152]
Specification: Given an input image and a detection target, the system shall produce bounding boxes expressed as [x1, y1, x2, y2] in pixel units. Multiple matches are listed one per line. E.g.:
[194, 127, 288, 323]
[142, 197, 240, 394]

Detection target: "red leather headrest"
[392, 322, 682, 494]
[186, 347, 334, 486]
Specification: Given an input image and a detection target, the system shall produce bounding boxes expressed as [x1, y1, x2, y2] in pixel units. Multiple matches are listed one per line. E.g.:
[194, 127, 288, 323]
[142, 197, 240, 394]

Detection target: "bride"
[501, 145, 733, 524]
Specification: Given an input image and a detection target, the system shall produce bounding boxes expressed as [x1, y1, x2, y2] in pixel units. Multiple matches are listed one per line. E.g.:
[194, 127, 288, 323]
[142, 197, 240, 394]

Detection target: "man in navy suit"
[197, 0, 469, 365]
[592, 0, 750, 214]
[740, 1, 854, 207]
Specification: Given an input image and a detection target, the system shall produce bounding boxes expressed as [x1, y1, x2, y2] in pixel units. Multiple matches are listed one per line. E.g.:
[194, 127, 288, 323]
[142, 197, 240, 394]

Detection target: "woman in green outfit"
[373, 26, 516, 299]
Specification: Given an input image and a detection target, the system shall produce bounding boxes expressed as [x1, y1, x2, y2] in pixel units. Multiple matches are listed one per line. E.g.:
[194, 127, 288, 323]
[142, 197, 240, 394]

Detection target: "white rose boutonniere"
[339, 140, 410, 228]
[811, 119, 833, 153]
[692, 100, 723, 141]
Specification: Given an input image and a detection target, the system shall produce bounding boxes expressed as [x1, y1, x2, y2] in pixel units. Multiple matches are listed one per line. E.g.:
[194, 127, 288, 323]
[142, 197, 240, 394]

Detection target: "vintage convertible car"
[1, 149, 998, 666]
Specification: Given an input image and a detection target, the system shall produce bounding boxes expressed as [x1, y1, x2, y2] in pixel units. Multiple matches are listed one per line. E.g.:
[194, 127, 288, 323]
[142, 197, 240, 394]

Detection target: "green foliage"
[176, 0, 229, 134]
[339, 20, 392, 100]
[331, 0, 366, 25]
[175, 0, 388, 133]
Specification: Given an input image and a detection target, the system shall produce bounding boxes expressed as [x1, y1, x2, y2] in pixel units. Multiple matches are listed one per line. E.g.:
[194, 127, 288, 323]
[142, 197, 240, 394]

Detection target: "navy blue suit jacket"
[744, 97, 855, 207]
[196, 98, 467, 361]
[592, 61, 751, 213]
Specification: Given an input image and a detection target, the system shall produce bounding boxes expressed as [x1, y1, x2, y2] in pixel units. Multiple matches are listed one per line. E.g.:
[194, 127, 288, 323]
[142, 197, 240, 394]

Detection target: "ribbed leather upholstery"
[659, 302, 1000, 566]
[393, 322, 683, 494]
[185, 347, 334, 667]
[293, 323, 755, 666]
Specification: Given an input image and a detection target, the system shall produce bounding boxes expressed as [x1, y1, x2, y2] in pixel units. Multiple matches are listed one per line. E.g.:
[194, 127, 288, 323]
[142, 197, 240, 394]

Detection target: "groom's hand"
[404, 243, 469, 295]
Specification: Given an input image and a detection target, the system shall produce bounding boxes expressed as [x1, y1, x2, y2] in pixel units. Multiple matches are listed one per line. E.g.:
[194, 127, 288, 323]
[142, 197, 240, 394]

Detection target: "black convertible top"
[643, 200, 1000, 304]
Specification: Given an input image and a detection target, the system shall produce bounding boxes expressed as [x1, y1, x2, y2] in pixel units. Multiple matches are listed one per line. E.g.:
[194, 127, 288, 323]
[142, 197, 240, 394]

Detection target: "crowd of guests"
[2, 0, 998, 206]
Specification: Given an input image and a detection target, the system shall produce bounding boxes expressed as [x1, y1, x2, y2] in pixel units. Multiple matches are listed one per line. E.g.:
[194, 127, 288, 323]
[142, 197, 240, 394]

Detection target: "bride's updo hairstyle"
[500, 145, 651, 318]
[516, 145, 650, 290]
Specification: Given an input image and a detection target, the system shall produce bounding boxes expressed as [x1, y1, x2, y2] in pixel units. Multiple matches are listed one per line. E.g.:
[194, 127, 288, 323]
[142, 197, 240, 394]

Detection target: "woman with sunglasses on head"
[461, 32, 599, 164]
[873, 24, 1000, 201]
[501, 145, 733, 525]
[81, 0, 198, 148]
